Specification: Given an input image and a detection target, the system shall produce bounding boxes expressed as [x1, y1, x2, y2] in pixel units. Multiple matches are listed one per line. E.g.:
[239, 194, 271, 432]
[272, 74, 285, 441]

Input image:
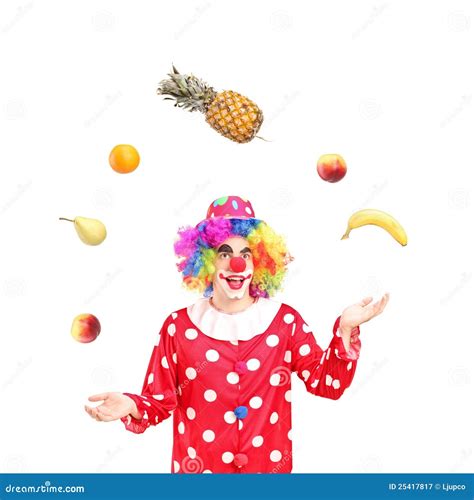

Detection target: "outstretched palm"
[84, 392, 135, 422]
[340, 293, 390, 331]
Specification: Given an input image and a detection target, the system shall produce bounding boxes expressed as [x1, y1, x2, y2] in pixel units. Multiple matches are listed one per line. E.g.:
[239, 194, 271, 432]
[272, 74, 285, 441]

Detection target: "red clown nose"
[230, 256, 246, 273]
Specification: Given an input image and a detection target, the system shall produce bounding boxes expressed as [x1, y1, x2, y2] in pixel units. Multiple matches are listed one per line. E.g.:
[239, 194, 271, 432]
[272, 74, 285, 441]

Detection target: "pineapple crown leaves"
[157, 65, 217, 113]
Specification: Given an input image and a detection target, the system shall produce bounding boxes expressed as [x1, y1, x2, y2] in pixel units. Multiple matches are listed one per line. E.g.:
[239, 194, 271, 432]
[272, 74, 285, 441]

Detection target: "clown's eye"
[242, 253, 252, 260]
[219, 252, 230, 259]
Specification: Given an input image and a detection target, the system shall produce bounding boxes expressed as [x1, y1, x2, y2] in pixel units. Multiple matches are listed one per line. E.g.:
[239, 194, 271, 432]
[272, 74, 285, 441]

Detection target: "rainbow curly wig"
[174, 216, 293, 298]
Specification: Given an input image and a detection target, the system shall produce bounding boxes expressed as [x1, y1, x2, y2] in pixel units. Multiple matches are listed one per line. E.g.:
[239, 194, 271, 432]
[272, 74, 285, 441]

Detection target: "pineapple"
[157, 66, 264, 144]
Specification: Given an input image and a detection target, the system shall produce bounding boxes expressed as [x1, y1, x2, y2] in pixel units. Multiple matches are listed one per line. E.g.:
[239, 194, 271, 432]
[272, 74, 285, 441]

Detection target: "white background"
[0, 0, 472, 474]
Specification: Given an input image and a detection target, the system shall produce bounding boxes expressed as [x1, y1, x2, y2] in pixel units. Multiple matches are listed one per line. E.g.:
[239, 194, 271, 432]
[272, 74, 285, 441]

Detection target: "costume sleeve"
[120, 314, 178, 434]
[290, 308, 361, 400]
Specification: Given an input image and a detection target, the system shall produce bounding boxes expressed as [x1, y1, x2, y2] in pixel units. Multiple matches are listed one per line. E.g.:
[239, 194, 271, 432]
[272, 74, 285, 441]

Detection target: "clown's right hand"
[84, 392, 141, 422]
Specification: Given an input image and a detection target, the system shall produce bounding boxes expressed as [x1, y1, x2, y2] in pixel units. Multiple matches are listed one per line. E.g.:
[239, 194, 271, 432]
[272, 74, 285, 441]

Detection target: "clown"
[85, 195, 389, 473]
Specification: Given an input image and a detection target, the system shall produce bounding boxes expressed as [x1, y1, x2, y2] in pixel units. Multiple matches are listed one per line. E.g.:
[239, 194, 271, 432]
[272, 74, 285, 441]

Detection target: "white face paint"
[212, 237, 254, 301]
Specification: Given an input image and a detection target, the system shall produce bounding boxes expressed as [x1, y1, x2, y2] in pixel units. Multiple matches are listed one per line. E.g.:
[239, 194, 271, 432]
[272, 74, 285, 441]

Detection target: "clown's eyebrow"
[217, 244, 233, 253]
[217, 245, 252, 254]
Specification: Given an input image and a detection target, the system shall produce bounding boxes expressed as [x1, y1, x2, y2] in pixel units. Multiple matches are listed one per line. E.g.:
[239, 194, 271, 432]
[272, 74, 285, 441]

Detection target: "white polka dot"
[185, 328, 198, 340]
[177, 385, 182, 396]
[285, 390, 291, 402]
[224, 411, 237, 424]
[188, 446, 196, 459]
[143, 400, 151, 407]
[167, 323, 176, 336]
[148, 373, 154, 384]
[142, 411, 148, 419]
[310, 379, 320, 388]
[155, 416, 159, 423]
[205, 349, 219, 362]
[186, 367, 197, 380]
[178, 421, 185, 434]
[299, 344, 311, 356]
[161, 356, 169, 368]
[249, 396, 263, 409]
[203, 430, 215, 442]
[302, 370, 310, 381]
[270, 412, 279, 424]
[325, 374, 333, 386]
[284, 350, 292, 363]
[266, 334, 279, 347]
[284, 313, 295, 324]
[238, 420, 243, 430]
[172, 352, 177, 364]
[320, 352, 326, 364]
[172, 312, 178, 320]
[333, 379, 341, 389]
[153, 394, 164, 400]
[226, 372, 239, 384]
[173, 460, 180, 472]
[302, 323, 311, 333]
[335, 328, 341, 337]
[252, 435, 264, 447]
[326, 347, 331, 359]
[288, 429, 292, 440]
[347, 362, 353, 370]
[270, 450, 282, 462]
[186, 407, 196, 420]
[335, 348, 339, 358]
[222, 452, 234, 464]
[230, 339, 239, 346]
[204, 389, 217, 402]
[203, 469, 212, 473]
[270, 373, 281, 386]
[247, 358, 260, 371]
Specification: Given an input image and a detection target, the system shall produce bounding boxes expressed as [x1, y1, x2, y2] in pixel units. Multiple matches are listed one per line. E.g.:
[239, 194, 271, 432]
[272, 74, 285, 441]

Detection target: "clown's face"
[212, 236, 254, 300]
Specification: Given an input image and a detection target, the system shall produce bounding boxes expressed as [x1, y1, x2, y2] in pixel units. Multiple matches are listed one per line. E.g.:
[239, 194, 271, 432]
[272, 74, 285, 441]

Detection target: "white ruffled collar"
[186, 297, 282, 342]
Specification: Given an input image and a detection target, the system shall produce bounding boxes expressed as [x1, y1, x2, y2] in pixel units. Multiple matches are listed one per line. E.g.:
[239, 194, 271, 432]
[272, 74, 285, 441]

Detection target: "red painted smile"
[219, 273, 252, 291]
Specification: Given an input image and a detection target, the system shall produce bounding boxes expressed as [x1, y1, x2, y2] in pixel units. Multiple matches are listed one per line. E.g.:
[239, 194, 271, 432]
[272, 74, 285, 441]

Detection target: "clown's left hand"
[339, 293, 390, 345]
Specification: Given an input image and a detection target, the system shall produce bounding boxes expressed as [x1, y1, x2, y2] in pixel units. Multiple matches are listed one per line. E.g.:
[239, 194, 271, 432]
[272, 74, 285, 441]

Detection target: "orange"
[109, 144, 140, 173]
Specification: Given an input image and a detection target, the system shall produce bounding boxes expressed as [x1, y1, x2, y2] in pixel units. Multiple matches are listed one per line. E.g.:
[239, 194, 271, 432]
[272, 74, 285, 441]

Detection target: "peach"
[317, 154, 347, 183]
[71, 313, 101, 343]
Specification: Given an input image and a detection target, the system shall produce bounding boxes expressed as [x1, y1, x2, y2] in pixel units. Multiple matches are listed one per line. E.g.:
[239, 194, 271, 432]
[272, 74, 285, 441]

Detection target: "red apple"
[71, 313, 101, 343]
[317, 154, 347, 183]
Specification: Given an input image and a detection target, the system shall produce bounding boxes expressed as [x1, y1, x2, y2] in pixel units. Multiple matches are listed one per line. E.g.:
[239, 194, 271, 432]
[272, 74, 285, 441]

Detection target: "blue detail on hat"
[234, 406, 248, 419]
[232, 199, 239, 210]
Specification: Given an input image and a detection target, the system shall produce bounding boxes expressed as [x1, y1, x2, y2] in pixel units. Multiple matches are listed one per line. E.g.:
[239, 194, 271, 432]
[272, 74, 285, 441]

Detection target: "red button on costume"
[121, 299, 361, 473]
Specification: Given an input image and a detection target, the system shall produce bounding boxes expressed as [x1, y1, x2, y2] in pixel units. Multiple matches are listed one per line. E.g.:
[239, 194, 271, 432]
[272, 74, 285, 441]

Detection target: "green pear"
[59, 216, 107, 246]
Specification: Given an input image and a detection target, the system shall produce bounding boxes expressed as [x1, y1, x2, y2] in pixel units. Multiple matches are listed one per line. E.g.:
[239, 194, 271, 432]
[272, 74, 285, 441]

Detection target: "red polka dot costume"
[121, 298, 361, 473]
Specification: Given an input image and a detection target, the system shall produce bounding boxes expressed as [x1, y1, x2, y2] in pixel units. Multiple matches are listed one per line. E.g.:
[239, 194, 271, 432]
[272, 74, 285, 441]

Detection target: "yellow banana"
[341, 209, 407, 246]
